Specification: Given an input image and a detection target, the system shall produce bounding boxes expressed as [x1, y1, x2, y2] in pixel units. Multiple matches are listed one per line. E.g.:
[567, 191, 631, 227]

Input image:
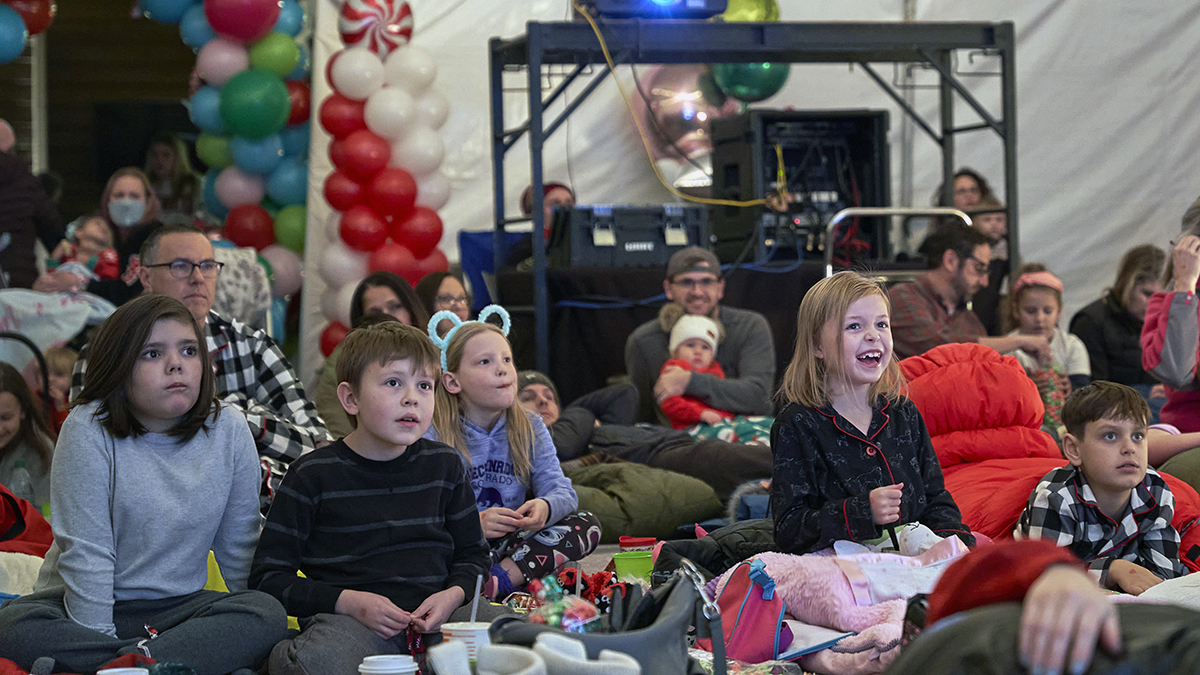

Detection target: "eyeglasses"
[965, 256, 991, 275]
[144, 260, 224, 279]
[435, 294, 472, 307]
[672, 277, 719, 290]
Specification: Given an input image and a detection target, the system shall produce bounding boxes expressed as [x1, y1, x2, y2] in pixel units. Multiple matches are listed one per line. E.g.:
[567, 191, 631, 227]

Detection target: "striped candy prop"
[339, 0, 413, 57]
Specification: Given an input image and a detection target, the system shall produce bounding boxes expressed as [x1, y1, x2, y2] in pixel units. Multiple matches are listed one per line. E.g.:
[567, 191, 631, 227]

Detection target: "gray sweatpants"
[270, 602, 517, 675]
[0, 588, 289, 675]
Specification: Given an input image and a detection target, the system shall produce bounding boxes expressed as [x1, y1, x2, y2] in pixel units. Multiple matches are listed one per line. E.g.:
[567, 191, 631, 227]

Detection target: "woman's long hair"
[431, 322, 533, 481]
[78, 295, 218, 441]
[350, 271, 430, 331]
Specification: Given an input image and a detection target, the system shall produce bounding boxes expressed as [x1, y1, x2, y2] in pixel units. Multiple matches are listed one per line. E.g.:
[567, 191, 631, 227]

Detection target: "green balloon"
[249, 33, 301, 78]
[219, 69, 291, 141]
[717, 0, 779, 21]
[712, 62, 790, 103]
[274, 205, 307, 254]
[196, 134, 233, 168]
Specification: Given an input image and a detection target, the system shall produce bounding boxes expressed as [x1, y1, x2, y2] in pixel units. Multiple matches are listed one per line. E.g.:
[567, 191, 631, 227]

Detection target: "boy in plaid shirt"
[1015, 381, 1187, 594]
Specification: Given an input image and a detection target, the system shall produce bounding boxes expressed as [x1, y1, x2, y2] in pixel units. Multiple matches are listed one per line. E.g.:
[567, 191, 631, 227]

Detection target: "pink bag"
[713, 558, 793, 663]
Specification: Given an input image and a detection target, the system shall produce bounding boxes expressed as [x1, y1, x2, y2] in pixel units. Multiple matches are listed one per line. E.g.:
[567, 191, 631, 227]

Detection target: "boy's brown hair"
[335, 322, 440, 429]
[1061, 381, 1150, 440]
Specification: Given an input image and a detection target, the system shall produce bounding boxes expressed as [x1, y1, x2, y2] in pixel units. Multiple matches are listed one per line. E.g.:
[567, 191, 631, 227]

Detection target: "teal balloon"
[189, 85, 225, 134]
[274, 205, 307, 254]
[219, 69, 291, 140]
[266, 159, 308, 206]
[231, 134, 285, 174]
[180, 3, 217, 50]
[712, 62, 790, 103]
[203, 170, 229, 220]
[0, 6, 28, 65]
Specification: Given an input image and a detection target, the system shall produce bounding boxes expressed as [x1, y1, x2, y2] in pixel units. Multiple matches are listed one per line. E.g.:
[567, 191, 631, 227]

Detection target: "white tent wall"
[299, 0, 1200, 385]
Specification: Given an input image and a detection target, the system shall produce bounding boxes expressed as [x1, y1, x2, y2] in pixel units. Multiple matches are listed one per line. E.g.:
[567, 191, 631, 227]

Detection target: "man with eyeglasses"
[71, 224, 332, 509]
[624, 246, 776, 425]
[890, 224, 1052, 362]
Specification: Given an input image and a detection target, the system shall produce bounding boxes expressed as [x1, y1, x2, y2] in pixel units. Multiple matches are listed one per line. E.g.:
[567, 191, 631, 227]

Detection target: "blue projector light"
[578, 0, 728, 19]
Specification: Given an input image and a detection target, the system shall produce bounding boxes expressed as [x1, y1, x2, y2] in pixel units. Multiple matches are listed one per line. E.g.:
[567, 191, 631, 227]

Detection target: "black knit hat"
[517, 370, 559, 405]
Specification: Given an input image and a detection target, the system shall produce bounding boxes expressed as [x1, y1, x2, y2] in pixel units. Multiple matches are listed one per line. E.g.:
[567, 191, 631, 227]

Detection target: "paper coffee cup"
[441, 621, 491, 662]
[358, 654, 417, 674]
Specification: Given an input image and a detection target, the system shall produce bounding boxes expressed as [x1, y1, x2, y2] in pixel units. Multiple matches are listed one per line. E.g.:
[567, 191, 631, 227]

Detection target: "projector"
[574, 0, 728, 20]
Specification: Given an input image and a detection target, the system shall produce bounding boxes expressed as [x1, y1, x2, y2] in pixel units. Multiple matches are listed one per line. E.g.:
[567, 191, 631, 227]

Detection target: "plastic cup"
[358, 654, 417, 674]
[612, 550, 653, 581]
[441, 621, 491, 662]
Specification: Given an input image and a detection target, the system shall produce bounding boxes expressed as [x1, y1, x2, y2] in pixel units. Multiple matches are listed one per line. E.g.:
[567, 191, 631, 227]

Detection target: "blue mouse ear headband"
[428, 304, 511, 372]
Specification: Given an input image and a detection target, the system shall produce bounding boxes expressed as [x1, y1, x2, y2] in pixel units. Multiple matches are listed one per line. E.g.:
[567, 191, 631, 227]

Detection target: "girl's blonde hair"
[778, 272, 906, 408]
[432, 321, 533, 481]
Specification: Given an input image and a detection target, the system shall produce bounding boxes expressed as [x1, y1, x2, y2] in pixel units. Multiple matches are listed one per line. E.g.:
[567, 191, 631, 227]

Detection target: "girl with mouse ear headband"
[426, 305, 601, 600]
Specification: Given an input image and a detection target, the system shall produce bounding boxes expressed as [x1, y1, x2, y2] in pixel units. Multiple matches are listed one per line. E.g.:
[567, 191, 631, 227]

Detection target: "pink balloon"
[632, 65, 741, 161]
[204, 0, 281, 44]
[215, 166, 266, 209]
[196, 38, 249, 87]
[260, 244, 303, 297]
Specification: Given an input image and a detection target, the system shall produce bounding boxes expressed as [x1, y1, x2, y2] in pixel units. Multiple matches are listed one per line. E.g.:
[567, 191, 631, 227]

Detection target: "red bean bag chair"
[899, 343, 1200, 572]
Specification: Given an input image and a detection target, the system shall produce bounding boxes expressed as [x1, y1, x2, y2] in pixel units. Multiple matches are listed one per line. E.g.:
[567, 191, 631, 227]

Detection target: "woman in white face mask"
[34, 168, 165, 302]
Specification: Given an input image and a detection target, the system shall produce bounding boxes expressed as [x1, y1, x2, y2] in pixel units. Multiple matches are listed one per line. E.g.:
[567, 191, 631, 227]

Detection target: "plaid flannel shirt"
[1013, 465, 1186, 587]
[72, 311, 332, 504]
[888, 275, 986, 360]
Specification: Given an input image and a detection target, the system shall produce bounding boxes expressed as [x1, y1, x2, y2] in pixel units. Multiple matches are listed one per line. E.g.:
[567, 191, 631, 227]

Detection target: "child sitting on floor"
[1006, 263, 1091, 433]
[771, 272, 974, 555]
[250, 322, 492, 675]
[427, 306, 601, 600]
[0, 295, 287, 674]
[1014, 381, 1187, 595]
[659, 309, 772, 445]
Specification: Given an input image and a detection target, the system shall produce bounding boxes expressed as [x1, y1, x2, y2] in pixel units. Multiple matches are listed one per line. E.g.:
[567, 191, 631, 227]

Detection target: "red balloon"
[321, 321, 350, 357]
[390, 206, 442, 259]
[324, 170, 364, 212]
[285, 80, 311, 126]
[203, 0, 280, 43]
[3, 0, 53, 35]
[329, 138, 347, 169]
[367, 168, 417, 221]
[340, 129, 390, 183]
[339, 205, 388, 252]
[411, 247, 449, 286]
[324, 49, 341, 88]
[318, 93, 366, 139]
[224, 204, 275, 250]
[368, 240, 418, 279]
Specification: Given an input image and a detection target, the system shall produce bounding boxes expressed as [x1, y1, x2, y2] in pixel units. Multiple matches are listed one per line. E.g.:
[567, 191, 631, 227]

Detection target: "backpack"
[710, 558, 792, 663]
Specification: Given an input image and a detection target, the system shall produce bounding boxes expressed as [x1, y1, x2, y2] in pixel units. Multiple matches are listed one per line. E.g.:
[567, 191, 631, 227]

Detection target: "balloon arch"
[132, 0, 451, 358]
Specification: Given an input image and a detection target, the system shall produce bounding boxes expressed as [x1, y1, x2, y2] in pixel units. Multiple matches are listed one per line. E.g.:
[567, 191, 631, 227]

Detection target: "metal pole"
[998, 22, 1019, 274]
[938, 50, 955, 207]
[489, 37, 507, 274]
[528, 24, 550, 374]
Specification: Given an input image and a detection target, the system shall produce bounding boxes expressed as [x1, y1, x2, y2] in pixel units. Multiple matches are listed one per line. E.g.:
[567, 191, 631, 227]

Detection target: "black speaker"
[547, 204, 710, 268]
[709, 110, 890, 264]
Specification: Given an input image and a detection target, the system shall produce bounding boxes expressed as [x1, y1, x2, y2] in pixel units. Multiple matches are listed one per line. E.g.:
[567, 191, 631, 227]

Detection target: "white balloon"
[415, 171, 451, 211]
[330, 47, 385, 101]
[364, 86, 416, 140]
[320, 281, 358, 326]
[388, 125, 444, 177]
[415, 88, 450, 130]
[319, 239, 369, 289]
[383, 45, 437, 95]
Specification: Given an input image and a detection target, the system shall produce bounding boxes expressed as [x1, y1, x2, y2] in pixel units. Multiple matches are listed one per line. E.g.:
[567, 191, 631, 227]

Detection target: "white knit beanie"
[669, 314, 720, 354]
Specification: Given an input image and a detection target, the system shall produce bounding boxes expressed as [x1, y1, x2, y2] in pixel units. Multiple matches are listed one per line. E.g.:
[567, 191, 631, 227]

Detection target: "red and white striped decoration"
[338, 0, 413, 57]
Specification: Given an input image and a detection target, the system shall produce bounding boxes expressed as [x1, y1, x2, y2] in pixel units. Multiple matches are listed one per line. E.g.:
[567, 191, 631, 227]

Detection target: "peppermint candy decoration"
[339, 0, 414, 56]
